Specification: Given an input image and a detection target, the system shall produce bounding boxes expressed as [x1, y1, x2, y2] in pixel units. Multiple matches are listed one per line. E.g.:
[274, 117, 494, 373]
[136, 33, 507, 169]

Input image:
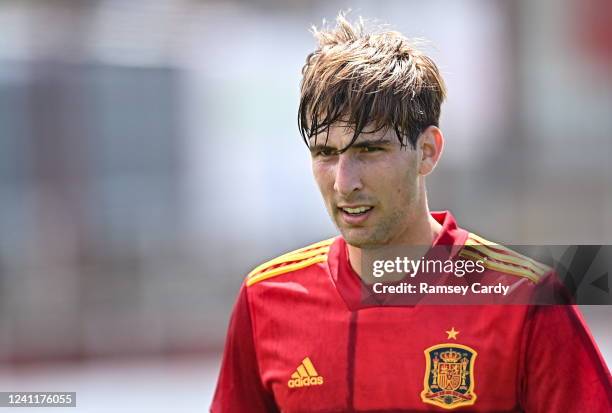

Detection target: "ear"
[418, 126, 444, 176]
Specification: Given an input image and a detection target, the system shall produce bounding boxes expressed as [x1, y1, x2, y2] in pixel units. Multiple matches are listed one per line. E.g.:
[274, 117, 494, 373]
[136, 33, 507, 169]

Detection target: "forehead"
[308, 123, 397, 148]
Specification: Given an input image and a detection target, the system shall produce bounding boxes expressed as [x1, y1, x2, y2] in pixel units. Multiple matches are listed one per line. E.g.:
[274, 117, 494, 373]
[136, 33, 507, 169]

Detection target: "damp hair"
[298, 12, 447, 150]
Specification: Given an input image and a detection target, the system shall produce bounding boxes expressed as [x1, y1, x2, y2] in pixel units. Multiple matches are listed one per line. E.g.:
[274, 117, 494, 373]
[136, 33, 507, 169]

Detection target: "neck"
[347, 209, 443, 279]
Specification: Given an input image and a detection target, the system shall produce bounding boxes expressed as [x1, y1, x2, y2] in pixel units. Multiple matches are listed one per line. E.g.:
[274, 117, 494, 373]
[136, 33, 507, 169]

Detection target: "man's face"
[310, 124, 424, 248]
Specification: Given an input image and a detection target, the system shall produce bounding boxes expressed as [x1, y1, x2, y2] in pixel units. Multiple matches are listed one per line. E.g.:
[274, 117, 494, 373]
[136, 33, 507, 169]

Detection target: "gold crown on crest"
[440, 349, 462, 363]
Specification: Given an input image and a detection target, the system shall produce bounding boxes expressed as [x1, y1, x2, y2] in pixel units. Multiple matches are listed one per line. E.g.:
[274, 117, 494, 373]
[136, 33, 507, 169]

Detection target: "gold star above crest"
[446, 327, 459, 340]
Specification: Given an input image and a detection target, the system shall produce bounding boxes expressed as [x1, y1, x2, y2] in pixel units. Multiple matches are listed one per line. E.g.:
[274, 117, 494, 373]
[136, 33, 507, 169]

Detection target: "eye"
[316, 148, 337, 157]
[362, 146, 382, 153]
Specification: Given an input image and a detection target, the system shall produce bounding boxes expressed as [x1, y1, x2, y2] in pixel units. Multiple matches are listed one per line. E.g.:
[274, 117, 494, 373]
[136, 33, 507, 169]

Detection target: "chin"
[340, 228, 386, 249]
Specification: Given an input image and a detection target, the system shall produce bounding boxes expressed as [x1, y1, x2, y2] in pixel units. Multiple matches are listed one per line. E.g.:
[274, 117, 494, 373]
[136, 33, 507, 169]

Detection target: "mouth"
[339, 206, 373, 215]
[337, 205, 374, 225]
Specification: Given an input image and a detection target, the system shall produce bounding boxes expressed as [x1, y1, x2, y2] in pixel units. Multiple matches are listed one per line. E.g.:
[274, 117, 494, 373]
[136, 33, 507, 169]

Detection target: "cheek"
[381, 161, 418, 200]
[312, 163, 334, 194]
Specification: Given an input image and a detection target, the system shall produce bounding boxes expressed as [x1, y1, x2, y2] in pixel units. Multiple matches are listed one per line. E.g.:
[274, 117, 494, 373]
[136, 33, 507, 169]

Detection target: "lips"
[340, 206, 373, 214]
[337, 205, 374, 225]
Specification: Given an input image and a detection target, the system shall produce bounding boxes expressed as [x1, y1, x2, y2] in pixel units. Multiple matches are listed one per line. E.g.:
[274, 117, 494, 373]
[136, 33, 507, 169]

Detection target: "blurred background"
[0, 0, 610, 411]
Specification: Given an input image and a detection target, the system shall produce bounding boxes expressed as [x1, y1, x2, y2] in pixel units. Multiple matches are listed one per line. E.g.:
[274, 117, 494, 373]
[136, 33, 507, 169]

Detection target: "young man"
[211, 14, 611, 412]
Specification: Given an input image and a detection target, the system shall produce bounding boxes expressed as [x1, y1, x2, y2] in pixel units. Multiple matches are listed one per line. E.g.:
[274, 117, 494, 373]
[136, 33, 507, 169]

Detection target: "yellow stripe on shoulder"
[462, 233, 551, 283]
[246, 238, 334, 287]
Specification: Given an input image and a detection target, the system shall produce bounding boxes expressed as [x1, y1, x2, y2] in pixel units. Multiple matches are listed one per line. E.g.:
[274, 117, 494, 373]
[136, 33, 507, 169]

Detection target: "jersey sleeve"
[519, 303, 612, 412]
[210, 284, 279, 413]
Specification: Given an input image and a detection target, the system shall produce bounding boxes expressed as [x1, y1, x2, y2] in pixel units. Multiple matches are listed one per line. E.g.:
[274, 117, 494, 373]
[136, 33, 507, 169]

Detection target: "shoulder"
[459, 232, 552, 283]
[245, 237, 336, 287]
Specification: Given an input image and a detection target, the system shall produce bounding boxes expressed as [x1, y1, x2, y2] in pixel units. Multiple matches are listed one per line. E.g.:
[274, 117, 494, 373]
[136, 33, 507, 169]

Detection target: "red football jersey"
[211, 212, 612, 412]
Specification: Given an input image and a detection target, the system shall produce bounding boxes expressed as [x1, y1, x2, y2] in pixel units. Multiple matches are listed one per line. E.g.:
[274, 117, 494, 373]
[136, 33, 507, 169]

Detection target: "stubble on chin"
[337, 224, 388, 250]
[339, 209, 405, 249]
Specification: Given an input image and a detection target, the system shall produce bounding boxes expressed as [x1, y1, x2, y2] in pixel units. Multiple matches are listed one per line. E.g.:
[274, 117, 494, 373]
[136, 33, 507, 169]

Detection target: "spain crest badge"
[421, 343, 477, 409]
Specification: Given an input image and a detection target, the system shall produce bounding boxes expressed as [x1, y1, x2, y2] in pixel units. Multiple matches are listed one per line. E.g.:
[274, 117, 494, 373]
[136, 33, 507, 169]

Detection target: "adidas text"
[288, 376, 324, 388]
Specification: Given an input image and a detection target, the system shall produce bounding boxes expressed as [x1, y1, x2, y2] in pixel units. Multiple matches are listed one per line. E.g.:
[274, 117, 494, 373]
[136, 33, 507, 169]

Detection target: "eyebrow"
[309, 139, 393, 154]
[309, 144, 335, 154]
[351, 139, 393, 148]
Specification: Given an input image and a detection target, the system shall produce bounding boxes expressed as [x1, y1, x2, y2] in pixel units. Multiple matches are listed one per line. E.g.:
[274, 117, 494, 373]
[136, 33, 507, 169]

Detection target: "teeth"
[342, 206, 372, 214]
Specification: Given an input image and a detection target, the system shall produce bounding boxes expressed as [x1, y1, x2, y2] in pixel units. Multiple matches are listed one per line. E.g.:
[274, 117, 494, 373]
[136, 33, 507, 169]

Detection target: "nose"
[333, 153, 363, 197]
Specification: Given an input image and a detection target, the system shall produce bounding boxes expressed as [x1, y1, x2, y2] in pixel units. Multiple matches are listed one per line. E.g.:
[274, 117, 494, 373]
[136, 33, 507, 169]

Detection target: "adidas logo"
[287, 357, 324, 388]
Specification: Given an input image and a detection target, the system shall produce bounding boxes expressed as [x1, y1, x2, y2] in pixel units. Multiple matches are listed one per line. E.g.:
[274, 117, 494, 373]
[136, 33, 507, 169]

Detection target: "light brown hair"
[298, 12, 447, 149]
